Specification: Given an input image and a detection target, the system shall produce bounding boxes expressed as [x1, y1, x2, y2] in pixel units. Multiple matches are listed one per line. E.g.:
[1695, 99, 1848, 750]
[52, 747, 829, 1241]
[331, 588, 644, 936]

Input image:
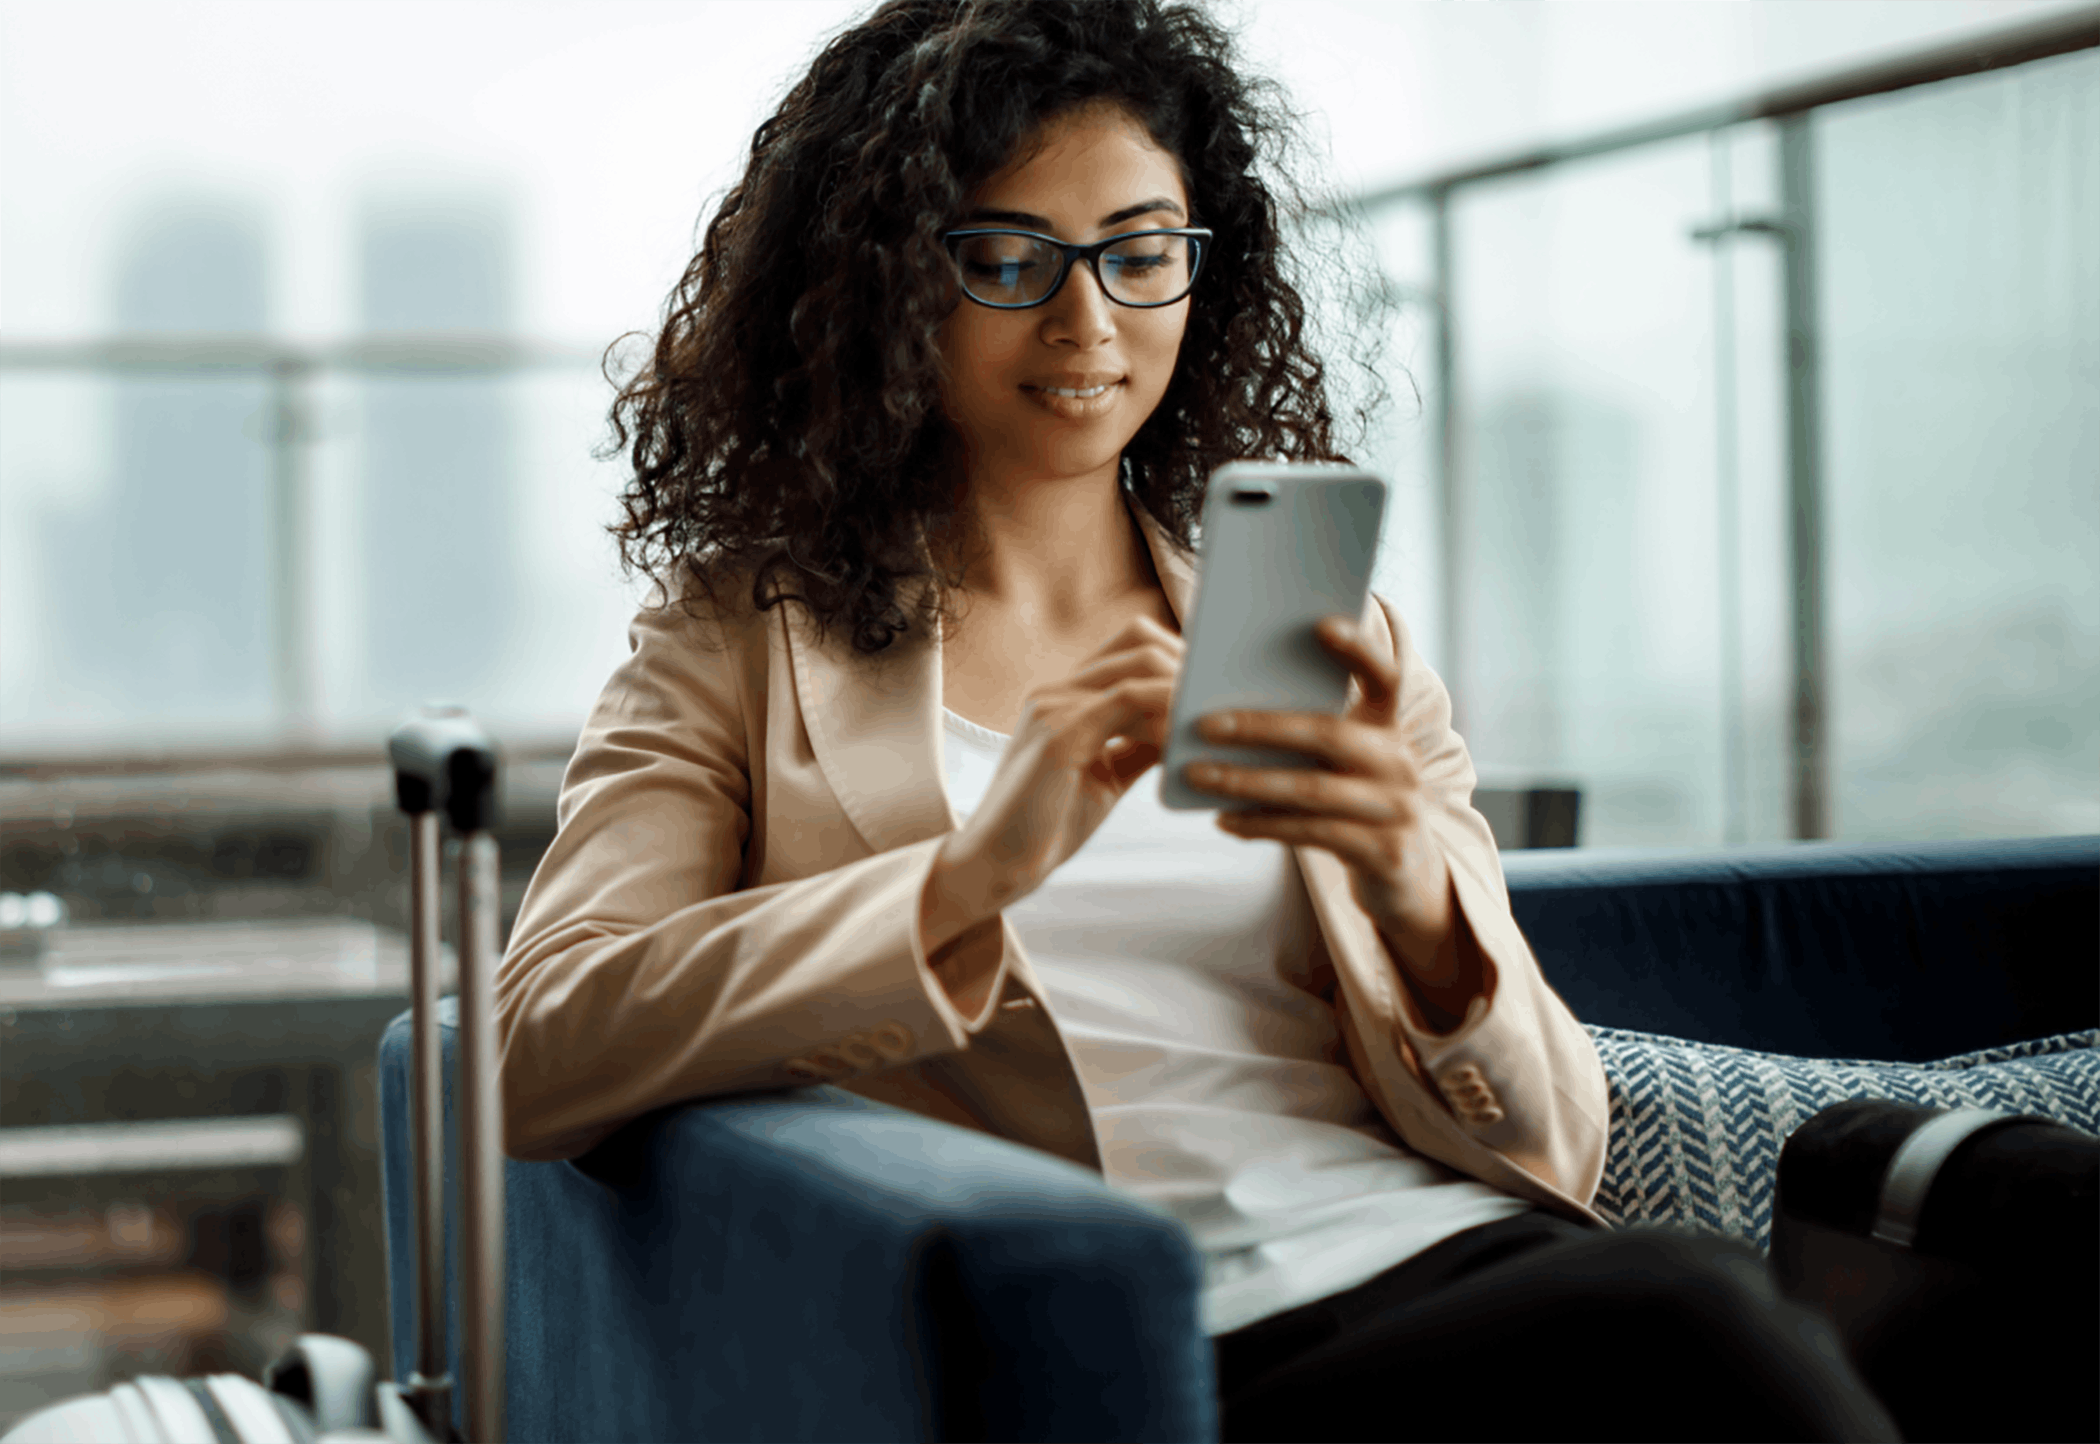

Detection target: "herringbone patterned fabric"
[1587, 1026, 2100, 1252]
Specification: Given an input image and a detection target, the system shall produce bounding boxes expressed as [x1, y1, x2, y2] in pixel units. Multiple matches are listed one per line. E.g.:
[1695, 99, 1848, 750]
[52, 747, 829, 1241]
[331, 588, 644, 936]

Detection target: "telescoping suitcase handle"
[388, 706, 505, 1444]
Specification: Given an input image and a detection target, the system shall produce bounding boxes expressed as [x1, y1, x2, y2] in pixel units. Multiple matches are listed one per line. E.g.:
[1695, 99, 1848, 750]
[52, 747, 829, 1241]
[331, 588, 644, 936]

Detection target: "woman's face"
[935, 101, 1192, 490]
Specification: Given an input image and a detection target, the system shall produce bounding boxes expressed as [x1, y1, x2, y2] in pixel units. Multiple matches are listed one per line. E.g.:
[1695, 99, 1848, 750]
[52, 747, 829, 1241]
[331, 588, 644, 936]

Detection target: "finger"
[1104, 735, 1162, 788]
[1092, 612, 1185, 662]
[1183, 758, 1412, 823]
[1025, 645, 1176, 725]
[1065, 638, 1183, 691]
[1216, 809, 1397, 874]
[1074, 677, 1176, 768]
[1316, 616, 1400, 723]
[1197, 708, 1407, 782]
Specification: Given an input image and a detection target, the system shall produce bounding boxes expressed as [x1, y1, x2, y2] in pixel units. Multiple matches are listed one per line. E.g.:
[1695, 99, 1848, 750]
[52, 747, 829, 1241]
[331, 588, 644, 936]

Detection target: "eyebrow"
[961, 196, 1187, 231]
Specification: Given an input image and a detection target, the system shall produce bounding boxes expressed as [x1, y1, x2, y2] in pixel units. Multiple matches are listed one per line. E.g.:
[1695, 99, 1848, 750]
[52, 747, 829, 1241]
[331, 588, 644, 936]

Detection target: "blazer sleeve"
[493, 596, 1001, 1163]
[1369, 593, 1610, 1208]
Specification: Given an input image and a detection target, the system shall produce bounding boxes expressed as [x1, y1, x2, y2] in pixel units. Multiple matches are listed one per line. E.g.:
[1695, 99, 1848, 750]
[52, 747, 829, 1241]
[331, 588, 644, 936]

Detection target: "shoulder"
[630, 556, 773, 654]
[594, 558, 779, 734]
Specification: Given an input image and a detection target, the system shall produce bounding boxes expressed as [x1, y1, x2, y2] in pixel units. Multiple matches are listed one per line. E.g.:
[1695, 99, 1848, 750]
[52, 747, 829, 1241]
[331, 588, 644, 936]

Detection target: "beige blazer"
[496, 491, 1612, 1229]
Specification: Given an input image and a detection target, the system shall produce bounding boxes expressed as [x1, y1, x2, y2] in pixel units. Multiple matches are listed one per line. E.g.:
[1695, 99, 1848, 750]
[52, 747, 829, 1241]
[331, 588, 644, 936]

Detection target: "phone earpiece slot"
[1230, 488, 1275, 506]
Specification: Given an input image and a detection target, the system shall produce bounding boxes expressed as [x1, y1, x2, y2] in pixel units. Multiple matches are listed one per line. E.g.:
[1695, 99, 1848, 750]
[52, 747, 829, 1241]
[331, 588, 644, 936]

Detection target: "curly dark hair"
[605, 0, 1378, 654]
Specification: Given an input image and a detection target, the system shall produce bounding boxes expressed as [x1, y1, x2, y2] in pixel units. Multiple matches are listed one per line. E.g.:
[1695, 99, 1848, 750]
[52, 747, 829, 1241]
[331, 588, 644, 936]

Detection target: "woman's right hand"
[920, 614, 1184, 977]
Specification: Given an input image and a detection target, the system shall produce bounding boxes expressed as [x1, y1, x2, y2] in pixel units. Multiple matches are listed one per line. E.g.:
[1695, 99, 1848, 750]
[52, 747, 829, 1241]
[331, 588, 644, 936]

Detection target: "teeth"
[1042, 384, 1111, 398]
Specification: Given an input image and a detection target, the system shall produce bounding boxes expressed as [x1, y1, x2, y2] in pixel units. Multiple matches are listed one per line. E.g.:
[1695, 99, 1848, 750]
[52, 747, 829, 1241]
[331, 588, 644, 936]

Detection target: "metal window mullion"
[1778, 113, 1830, 841]
[1709, 128, 1749, 847]
[1431, 186, 1463, 735]
[269, 356, 318, 745]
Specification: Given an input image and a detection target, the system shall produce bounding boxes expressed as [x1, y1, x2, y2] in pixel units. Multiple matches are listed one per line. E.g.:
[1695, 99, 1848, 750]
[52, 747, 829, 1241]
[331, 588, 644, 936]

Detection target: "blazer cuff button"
[838, 1036, 884, 1070]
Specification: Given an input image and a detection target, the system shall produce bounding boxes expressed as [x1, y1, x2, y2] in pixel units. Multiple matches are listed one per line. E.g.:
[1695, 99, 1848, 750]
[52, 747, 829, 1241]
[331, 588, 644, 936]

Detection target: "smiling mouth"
[1031, 382, 1117, 399]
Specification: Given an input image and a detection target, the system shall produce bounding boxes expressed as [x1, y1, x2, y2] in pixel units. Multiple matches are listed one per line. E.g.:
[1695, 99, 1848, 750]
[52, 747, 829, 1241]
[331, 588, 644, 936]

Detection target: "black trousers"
[1214, 1211, 1904, 1443]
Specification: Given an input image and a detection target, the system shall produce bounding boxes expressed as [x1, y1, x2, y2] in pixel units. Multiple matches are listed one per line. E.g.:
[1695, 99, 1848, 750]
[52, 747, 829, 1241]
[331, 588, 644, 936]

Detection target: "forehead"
[973, 103, 1188, 225]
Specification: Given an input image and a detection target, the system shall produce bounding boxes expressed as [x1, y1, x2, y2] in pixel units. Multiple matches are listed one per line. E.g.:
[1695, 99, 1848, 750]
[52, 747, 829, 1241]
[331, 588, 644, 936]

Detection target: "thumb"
[1101, 736, 1162, 790]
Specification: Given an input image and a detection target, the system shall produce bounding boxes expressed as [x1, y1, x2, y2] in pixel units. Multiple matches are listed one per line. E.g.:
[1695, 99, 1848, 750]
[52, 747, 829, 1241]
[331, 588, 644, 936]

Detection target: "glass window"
[1445, 136, 1743, 846]
[1362, 201, 1446, 677]
[1816, 47, 2100, 839]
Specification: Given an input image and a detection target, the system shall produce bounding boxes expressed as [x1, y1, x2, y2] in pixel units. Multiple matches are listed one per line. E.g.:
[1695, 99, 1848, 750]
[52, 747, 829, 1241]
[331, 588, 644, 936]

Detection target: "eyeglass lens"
[954, 233, 1198, 307]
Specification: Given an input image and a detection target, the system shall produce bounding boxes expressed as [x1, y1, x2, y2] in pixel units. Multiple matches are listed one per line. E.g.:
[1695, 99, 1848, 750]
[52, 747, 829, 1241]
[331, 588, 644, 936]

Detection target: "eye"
[962, 256, 1043, 280]
[954, 235, 1054, 294]
[1102, 233, 1189, 269]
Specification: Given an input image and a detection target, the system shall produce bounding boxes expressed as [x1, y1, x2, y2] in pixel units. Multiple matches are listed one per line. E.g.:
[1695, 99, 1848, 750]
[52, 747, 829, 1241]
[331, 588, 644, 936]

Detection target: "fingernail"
[1321, 617, 1351, 640]
[1206, 714, 1237, 737]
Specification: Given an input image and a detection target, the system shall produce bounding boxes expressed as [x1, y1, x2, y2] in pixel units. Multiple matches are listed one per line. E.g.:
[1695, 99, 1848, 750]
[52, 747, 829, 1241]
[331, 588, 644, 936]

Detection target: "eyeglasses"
[941, 227, 1211, 310]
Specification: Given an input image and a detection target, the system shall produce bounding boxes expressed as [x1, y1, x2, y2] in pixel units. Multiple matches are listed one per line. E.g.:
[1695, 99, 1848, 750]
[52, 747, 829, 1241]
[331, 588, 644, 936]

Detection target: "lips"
[1026, 378, 1121, 398]
[1017, 374, 1126, 420]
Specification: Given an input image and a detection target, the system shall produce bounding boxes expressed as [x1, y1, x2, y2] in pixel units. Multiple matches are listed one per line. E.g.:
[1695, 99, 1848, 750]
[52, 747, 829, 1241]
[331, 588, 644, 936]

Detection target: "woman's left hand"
[1184, 614, 1476, 1012]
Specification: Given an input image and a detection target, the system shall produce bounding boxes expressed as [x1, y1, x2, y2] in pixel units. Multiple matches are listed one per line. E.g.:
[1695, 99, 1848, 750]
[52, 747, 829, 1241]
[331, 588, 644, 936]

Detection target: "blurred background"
[1, 0, 2095, 1427]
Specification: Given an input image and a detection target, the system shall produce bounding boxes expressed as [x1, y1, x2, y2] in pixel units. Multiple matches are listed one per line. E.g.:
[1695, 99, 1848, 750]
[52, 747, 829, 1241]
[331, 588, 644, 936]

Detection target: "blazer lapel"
[1131, 489, 1199, 624]
[787, 575, 954, 859]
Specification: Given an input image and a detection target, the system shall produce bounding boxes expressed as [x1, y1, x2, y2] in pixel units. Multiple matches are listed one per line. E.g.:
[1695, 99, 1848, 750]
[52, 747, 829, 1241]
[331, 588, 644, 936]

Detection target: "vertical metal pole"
[269, 356, 318, 746]
[404, 810, 453, 1439]
[457, 830, 505, 1444]
[1709, 129, 1749, 846]
[1431, 186, 1463, 733]
[1778, 114, 1831, 840]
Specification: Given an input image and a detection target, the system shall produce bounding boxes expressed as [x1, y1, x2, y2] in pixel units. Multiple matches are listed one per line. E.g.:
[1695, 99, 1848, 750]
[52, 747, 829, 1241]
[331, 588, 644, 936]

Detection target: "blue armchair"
[378, 1006, 1214, 1444]
[378, 834, 2098, 1443]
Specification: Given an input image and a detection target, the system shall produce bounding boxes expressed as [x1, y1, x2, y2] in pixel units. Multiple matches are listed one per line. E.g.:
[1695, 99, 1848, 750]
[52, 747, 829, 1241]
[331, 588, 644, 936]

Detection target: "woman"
[497, 2, 1901, 1438]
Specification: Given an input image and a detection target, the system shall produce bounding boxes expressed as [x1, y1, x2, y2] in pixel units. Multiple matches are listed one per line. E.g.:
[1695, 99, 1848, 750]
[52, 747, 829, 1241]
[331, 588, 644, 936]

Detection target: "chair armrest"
[379, 1004, 1214, 1444]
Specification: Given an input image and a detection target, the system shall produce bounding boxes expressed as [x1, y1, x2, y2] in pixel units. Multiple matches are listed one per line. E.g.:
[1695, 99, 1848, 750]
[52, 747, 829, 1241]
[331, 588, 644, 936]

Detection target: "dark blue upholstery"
[1505, 834, 2100, 1061]
[377, 999, 1213, 1444]
[377, 835, 2097, 1440]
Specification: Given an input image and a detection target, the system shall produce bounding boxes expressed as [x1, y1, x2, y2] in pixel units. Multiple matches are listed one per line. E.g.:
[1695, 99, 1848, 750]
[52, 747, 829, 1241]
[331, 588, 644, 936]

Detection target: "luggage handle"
[388, 706, 505, 1444]
[1870, 1107, 2054, 1248]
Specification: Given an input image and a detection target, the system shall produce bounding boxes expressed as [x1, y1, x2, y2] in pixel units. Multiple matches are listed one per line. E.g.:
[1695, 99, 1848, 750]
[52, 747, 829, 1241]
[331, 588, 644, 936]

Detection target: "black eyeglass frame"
[941, 226, 1213, 310]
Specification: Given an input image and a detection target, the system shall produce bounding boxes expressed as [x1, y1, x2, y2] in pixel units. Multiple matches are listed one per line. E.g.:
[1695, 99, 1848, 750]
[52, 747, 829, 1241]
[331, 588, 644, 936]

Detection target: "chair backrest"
[1505, 834, 2099, 1059]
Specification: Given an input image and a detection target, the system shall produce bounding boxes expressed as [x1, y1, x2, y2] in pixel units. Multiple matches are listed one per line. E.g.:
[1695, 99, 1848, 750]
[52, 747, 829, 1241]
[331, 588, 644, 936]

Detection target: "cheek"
[1130, 309, 1190, 401]
[937, 313, 1026, 415]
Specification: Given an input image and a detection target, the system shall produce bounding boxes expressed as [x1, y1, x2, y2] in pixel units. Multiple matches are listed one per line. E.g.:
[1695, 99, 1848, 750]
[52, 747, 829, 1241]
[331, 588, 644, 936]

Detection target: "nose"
[1040, 257, 1116, 348]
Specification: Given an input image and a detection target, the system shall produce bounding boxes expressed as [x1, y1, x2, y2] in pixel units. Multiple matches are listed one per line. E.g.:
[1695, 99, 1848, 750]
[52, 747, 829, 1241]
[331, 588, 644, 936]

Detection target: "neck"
[931, 451, 1158, 634]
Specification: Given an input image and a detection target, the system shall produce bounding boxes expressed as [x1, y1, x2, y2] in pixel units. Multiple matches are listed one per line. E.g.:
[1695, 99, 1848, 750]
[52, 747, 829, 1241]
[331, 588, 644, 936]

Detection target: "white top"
[939, 707, 1532, 1336]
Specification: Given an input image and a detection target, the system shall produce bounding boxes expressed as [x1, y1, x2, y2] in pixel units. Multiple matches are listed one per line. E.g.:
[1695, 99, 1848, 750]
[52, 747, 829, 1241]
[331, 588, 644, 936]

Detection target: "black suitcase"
[1769, 1097, 2100, 1444]
[4, 708, 507, 1444]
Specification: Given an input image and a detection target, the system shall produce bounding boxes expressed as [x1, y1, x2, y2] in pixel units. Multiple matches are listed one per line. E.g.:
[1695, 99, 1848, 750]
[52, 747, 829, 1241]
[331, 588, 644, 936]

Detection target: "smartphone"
[1159, 461, 1389, 811]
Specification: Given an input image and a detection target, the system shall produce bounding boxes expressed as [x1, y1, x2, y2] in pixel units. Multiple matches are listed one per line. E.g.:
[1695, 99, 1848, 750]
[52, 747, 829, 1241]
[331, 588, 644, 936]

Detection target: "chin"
[1028, 435, 1131, 479]
[1015, 412, 1141, 471]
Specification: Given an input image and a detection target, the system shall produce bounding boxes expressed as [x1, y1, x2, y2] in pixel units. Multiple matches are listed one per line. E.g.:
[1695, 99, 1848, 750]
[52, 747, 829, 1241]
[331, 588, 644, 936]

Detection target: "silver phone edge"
[1155, 462, 1389, 812]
